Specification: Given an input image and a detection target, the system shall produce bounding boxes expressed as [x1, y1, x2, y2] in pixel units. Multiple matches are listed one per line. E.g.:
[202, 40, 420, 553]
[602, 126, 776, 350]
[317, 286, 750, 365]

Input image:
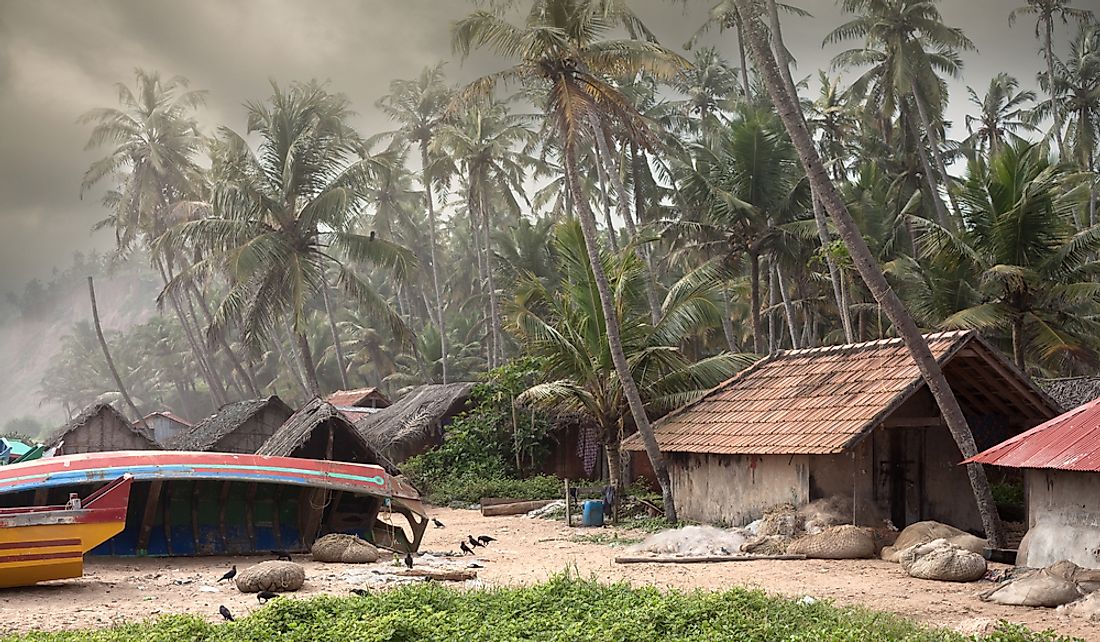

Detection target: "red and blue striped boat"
[0, 451, 427, 557]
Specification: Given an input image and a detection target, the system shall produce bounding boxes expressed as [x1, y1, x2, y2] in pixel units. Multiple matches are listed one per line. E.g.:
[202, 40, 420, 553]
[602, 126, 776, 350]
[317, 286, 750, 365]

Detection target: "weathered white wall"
[150, 416, 186, 446]
[669, 453, 809, 526]
[1019, 469, 1100, 569]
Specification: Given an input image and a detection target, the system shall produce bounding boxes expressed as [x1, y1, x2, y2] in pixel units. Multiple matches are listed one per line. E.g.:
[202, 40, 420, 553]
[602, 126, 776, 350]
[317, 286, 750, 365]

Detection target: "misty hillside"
[0, 254, 162, 438]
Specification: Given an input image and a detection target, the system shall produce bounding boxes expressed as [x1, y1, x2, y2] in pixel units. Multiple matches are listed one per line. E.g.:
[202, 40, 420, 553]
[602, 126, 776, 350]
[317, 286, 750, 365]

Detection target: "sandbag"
[898, 539, 986, 583]
[235, 561, 306, 593]
[311, 533, 379, 563]
[740, 535, 788, 556]
[981, 571, 1082, 607]
[1060, 592, 1100, 621]
[757, 504, 802, 539]
[881, 521, 985, 563]
[787, 525, 875, 560]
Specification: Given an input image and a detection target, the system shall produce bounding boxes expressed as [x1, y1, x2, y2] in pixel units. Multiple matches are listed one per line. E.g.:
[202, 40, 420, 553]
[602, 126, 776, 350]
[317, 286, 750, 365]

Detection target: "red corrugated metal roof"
[624, 331, 1055, 457]
[965, 395, 1100, 471]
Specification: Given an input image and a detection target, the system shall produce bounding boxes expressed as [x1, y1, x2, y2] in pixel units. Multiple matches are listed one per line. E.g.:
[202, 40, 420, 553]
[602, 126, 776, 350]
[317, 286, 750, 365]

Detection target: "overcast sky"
[0, 0, 1092, 294]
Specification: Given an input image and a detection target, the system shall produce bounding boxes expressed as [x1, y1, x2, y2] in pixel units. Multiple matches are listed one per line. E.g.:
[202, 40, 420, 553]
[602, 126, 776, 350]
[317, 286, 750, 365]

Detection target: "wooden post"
[136, 480, 163, 552]
[564, 478, 571, 528]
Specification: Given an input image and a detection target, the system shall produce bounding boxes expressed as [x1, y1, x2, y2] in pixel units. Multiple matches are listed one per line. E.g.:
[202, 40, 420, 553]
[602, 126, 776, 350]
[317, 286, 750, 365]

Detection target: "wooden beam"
[191, 483, 201, 554]
[615, 554, 807, 564]
[882, 416, 945, 428]
[955, 349, 1051, 415]
[271, 487, 283, 550]
[162, 483, 173, 556]
[244, 483, 257, 551]
[217, 480, 231, 553]
[136, 480, 163, 552]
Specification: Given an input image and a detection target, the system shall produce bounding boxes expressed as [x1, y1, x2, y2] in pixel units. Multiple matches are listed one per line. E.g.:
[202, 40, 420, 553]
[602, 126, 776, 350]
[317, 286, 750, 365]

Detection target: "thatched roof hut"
[257, 398, 398, 472]
[355, 382, 475, 464]
[325, 387, 391, 409]
[165, 396, 293, 453]
[1036, 377, 1098, 411]
[47, 403, 158, 454]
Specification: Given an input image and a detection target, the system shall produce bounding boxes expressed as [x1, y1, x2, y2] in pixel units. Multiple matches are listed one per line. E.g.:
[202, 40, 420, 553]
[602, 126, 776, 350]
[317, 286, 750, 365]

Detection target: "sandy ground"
[1, 507, 1096, 640]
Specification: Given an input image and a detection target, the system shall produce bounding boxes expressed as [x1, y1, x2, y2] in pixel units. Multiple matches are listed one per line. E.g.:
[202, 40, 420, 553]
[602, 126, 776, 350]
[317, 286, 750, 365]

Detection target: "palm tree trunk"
[721, 286, 739, 352]
[768, 261, 779, 351]
[185, 279, 260, 397]
[776, 263, 800, 349]
[632, 144, 665, 325]
[903, 105, 954, 230]
[911, 90, 962, 224]
[419, 142, 449, 384]
[764, 0, 852, 343]
[321, 282, 350, 390]
[467, 184, 492, 365]
[735, 19, 751, 96]
[734, 0, 1006, 547]
[1011, 315, 1026, 372]
[155, 260, 226, 407]
[564, 145, 677, 523]
[88, 276, 149, 430]
[478, 181, 504, 368]
[592, 143, 620, 253]
[749, 251, 764, 353]
[1044, 18, 1067, 159]
[279, 320, 311, 400]
[295, 329, 322, 397]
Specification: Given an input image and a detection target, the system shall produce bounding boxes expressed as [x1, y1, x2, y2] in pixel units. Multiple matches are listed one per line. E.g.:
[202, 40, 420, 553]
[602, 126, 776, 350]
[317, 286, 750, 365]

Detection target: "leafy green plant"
[4, 575, 1079, 642]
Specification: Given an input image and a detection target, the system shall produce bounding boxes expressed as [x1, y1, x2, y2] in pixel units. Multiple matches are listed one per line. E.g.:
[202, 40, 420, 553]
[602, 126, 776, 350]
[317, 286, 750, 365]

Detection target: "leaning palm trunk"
[630, 142, 665, 324]
[903, 105, 954, 230]
[88, 277, 149, 430]
[1043, 19, 1067, 159]
[591, 142, 620, 253]
[295, 330, 322, 397]
[775, 263, 800, 349]
[734, 0, 1005, 547]
[764, 0, 852, 343]
[321, 283, 350, 390]
[155, 259, 226, 407]
[911, 90, 962, 224]
[419, 142, 449, 384]
[564, 147, 677, 523]
[184, 277, 260, 397]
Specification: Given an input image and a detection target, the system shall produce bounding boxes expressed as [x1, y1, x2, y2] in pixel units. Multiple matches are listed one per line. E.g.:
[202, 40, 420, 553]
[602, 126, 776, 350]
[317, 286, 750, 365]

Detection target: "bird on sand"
[460, 541, 473, 556]
[257, 590, 280, 604]
[271, 550, 293, 562]
[468, 535, 483, 548]
[404, 552, 414, 569]
[432, 518, 445, 528]
[350, 588, 370, 597]
[477, 535, 496, 545]
[219, 605, 234, 622]
[369, 230, 376, 241]
[218, 565, 237, 582]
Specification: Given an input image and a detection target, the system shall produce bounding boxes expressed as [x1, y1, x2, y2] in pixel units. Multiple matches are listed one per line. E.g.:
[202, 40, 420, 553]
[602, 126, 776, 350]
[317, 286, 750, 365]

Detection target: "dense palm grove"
[36, 0, 1100, 518]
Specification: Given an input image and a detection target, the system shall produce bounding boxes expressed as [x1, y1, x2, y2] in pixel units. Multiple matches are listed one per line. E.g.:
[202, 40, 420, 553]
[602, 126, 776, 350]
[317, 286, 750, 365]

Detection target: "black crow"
[369, 230, 376, 240]
[219, 605, 234, 622]
[460, 541, 473, 556]
[476, 535, 496, 545]
[432, 518, 445, 528]
[350, 588, 370, 597]
[404, 552, 414, 569]
[271, 550, 292, 562]
[257, 590, 279, 604]
[218, 565, 237, 582]
[468, 535, 483, 548]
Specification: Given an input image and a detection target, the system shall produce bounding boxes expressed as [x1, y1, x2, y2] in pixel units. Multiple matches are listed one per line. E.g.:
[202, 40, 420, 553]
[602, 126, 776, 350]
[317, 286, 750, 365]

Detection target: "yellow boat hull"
[0, 521, 125, 588]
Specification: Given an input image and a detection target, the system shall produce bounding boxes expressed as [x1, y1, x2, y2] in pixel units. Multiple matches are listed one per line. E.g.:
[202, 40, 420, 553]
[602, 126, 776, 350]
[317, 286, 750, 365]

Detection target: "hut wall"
[62, 416, 155, 454]
[1020, 469, 1100, 569]
[669, 453, 809, 526]
[217, 407, 289, 453]
[808, 440, 881, 526]
[920, 424, 983, 532]
[149, 416, 186, 445]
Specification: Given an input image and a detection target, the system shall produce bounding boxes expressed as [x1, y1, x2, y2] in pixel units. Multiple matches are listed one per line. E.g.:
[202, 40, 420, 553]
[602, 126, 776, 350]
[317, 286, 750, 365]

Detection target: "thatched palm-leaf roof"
[1036, 377, 1099, 412]
[165, 396, 292, 451]
[257, 397, 399, 473]
[46, 402, 157, 448]
[355, 382, 475, 464]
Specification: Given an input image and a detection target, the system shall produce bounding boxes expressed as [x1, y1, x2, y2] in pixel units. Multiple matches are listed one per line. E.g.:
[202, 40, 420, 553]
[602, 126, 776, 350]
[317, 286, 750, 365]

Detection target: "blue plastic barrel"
[582, 499, 605, 526]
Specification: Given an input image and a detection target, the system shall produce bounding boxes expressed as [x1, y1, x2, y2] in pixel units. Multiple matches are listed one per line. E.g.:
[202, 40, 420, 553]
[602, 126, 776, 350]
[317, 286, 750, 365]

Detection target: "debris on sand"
[629, 525, 747, 557]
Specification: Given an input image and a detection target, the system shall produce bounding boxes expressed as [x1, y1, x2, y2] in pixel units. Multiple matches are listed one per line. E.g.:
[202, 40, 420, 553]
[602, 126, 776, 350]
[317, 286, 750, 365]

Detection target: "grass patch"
[420, 474, 561, 505]
[571, 531, 644, 547]
[3, 575, 1079, 642]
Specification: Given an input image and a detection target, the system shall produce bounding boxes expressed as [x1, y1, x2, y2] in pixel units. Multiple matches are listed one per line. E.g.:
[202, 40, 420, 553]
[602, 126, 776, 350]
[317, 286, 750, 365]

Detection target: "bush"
[3, 575, 1079, 642]
[419, 474, 562, 505]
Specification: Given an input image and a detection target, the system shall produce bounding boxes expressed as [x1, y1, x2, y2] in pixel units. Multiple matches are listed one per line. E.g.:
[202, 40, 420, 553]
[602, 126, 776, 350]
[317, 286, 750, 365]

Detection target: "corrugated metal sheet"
[965, 395, 1100, 471]
[624, 331, 974, 456]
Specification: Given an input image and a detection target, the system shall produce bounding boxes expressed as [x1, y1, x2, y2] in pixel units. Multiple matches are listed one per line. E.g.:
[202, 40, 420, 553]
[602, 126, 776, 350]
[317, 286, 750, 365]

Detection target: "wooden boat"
[0, 451, 427, 557]
[0, 474, 133, 588]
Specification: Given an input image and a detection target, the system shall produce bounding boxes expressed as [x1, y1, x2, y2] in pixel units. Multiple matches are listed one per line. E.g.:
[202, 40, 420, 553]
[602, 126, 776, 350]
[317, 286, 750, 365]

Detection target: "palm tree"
[453, 0, 688, 520]
[670, 47, 742, 138]
[512, 220, 753, 495]
[1010, 0, 1095, 158]
[161, 81, 414, 396]
[376, 65, 453, 383]
[731, 0, 1008, 547]
[912, 141, 1100, 370]
[827, 0, 976, 229]
[963, 73, 1037, 156]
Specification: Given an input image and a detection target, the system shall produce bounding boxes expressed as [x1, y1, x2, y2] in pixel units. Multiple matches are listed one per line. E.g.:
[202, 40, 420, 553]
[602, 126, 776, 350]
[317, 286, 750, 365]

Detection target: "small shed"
[46, 403, 159, 454]
[623, 331, 1059, 533]
[257, 398, 397, 472]
[137, 411, 192, 446]
[165, 396, 293, 454]
[356, 382, 475, 464]
[326, 387, 392, 409]
[967, 397, 1100, 569]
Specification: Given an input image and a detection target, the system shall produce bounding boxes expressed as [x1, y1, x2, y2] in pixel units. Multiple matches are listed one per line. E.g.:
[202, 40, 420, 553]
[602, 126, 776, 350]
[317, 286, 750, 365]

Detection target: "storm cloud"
[0, 0, 1084, 293]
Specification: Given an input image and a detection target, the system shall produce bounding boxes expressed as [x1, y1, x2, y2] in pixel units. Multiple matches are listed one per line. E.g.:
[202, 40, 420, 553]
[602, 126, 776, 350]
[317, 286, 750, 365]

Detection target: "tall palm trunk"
[1043, 17, 1067, 159]
[775, 263, 800, 349]
[477, 178, 504, 368]
[903, 104, 954, 230]
[735, 19, 751, 96]
[295, 329, 322, 397]
[279, 319, 312, 399]
[765, 0, 852, 343]
[564, 145, 676, 523]
[721, 286, 739, 352]
[419, 142, 449, 384]
[749, 251, 764, 353]
[321, 282, 350, 390]
[467, 184, 492, 365]
[631, 143, 665, 325]
[734, 0, 1005, 547]
[911, 90, 962, 223]
[185, 278, 260, 397]
[592, 142, 620, 253]
[1011, 315, 1026, 372]
[155, 259, 226, 407]
[88, 277, 148, 430]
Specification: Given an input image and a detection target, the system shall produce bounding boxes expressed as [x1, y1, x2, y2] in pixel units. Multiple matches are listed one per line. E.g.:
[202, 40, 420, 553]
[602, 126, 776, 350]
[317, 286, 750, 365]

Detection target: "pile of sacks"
[981, 560, 1100, 619]
[879, 521, 988, 583]
[739, 498, 890, 560]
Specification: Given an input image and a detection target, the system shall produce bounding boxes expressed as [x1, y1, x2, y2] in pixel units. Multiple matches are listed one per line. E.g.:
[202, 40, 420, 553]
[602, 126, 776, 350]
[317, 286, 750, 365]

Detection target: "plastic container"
[582, 499, 605, 527]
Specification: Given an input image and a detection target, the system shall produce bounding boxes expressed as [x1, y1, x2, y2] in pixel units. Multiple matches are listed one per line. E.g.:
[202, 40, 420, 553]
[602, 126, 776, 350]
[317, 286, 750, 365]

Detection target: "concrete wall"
[220, 407, 291, 454]
[669, 453, 809, 526]
[920, 424, 983, 532]
[808, 440, 881, 526]
[1020, 469, 1100, 569]
[61, 414, 156, 454]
